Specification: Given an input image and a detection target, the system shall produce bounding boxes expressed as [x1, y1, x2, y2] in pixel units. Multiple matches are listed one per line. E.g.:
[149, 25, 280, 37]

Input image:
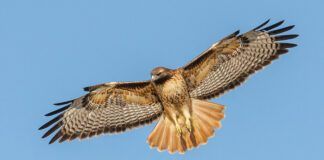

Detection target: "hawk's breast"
[158, 72, 189, 106]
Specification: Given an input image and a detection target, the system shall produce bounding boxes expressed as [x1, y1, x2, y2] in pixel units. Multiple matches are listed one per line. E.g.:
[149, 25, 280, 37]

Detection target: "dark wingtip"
[280, 43, 298, 48]
[39, 123, 49, 131]
[268, 25, 295, 35]
[45, 113, 54, 117]
[45, 105, 70, 117]
[276, 49, 289, 55]
[58, 135, 69, 143]
[39, 114, 63, 130]
[275, 34, 299, 41]
[54, 100, 73, 106]
[253, 19, 271, 31]
[49, 131, 63, 144]
[41, 121, 63, 139]
[224, 30, 240, 40]
[261, 20, 285, 31]
[42, 131, 50, 138]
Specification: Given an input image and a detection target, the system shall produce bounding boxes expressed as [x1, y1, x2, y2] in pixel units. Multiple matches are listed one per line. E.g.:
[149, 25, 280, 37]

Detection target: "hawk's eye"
[156, 72, 161, 76]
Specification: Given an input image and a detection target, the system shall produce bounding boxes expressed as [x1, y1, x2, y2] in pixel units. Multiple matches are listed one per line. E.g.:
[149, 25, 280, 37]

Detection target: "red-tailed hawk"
[39, 20, 298, 154]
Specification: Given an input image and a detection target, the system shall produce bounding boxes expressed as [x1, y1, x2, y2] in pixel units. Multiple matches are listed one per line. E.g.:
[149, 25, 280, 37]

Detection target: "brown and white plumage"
[39, 20, 297, 154]
[39, 81, 163, 143]
[183, 20, 298, 99]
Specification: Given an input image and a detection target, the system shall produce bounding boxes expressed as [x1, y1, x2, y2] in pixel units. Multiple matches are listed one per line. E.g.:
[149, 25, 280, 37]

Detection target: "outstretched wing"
[39, 81, 163, 144]
[182, 20, 298, 100]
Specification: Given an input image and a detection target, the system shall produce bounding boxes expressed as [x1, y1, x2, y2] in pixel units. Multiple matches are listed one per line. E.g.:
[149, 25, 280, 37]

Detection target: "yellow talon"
[186, 120, 192, 132]
[176, 125, 182, 136]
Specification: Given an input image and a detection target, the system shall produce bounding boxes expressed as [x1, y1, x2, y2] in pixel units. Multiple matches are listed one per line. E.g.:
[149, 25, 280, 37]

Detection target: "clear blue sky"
[1, 0, 323, 160]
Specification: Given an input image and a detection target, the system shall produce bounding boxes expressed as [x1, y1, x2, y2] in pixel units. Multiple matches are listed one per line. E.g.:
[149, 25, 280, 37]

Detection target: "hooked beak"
[151, 75, 157, 81]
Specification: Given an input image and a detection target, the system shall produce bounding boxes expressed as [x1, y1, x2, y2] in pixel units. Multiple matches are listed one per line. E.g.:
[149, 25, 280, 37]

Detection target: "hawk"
[39, 20, 298, 154]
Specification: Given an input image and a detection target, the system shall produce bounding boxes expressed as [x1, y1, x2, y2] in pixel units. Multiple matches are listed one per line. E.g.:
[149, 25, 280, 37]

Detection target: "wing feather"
[182, 20, 298, 100]
[39, 81, 163, 144]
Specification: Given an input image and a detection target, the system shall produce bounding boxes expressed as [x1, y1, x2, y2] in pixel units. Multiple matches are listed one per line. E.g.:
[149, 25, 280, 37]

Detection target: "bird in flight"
[39, 19, 298, 154]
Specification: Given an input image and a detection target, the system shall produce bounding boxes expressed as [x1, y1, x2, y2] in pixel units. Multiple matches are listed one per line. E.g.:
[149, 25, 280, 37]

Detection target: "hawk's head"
[151, 67, 173, 83]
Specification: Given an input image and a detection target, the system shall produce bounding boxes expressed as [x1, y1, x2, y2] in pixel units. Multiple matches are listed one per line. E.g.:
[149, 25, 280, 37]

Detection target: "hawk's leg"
[172, 114, 182, 136]
[165, 107, 183, 136]
[175, 123, 182, 136]
[182, 107, 192, 133]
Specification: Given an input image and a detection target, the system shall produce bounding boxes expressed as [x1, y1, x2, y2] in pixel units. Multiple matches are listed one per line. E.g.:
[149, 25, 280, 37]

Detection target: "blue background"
[1, 0, 323, 159]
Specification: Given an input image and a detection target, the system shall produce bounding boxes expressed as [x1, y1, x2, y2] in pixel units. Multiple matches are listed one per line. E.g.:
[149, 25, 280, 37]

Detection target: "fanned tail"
[147, 98, 225, 154]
